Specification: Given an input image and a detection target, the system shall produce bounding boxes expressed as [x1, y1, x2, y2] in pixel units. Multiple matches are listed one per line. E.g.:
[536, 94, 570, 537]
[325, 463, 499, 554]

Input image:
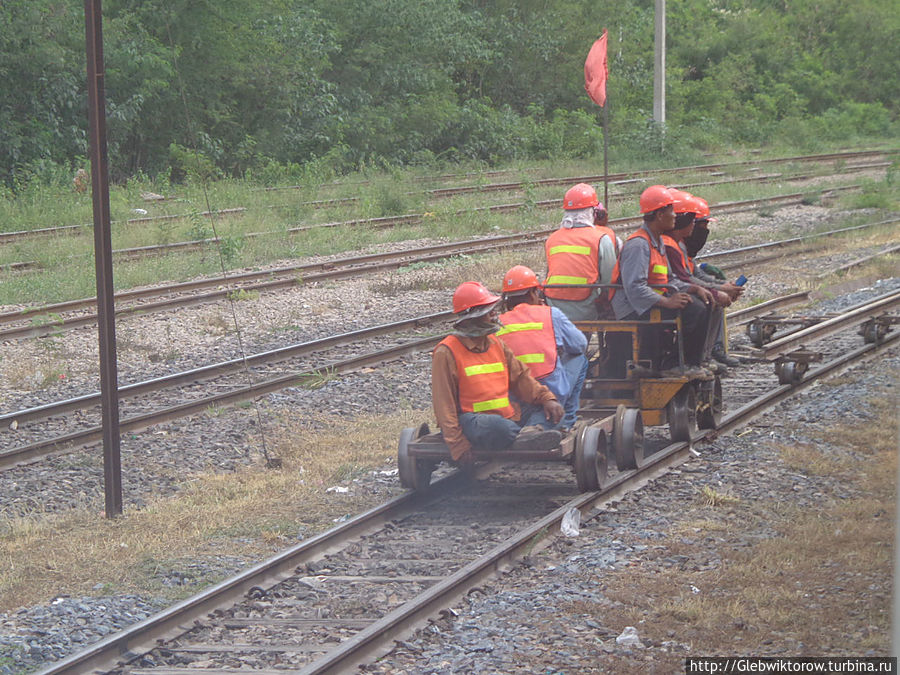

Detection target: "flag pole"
[602, 101, 609, 208]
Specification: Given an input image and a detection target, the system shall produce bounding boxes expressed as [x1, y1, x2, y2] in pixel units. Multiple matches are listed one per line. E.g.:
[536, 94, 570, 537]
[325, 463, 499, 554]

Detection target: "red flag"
[584, 29, 608, 107]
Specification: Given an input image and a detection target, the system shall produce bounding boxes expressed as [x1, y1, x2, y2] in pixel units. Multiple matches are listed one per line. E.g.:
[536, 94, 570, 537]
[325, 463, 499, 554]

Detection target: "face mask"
[453, 315, 502, 338]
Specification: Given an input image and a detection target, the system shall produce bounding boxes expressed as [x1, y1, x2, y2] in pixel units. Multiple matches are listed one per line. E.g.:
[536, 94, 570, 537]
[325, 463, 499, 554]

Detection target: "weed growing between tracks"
[0, 408, 429, 612]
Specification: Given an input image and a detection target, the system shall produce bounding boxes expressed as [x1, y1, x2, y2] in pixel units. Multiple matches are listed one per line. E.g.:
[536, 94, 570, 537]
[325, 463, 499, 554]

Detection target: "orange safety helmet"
[639, 184, 675, 214]
[502, 265, 541, 295]
[563, 183, 600, 210]
[669, 189, 696, 214]
[452, 281, 501, 316]
[692, 196, 710, 219]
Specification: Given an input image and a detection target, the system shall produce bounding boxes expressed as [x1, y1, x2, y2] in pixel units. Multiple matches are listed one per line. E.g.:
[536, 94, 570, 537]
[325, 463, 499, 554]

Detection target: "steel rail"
[0, 290, 815, 439]
[2, 149, 890, 246]
[39, 326, 898, 675]
[0, 312, 451, 427]
[0, 333, 444, 469]
[1, 188, 888, 341]
[296, 330, 900, 674]
[33, 471, 470, 675]
[750, 290, 900, 359]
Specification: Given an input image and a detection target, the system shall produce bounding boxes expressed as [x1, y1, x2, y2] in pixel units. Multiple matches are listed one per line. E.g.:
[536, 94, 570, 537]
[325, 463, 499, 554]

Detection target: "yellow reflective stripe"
[516, 353, 546, 364]
[546, 275, 588, 285]
[463, 362, 504, 376]
[651, 264, 668, 275]
[472, 397, 510, 412]
[496, 321, 543, 336]
[654, 288, 666, 295]
[549, 244, 591, 256]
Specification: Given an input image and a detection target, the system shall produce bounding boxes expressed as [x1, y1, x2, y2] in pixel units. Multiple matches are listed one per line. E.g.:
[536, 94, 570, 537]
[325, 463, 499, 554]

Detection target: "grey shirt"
[611, 224, 689, 319]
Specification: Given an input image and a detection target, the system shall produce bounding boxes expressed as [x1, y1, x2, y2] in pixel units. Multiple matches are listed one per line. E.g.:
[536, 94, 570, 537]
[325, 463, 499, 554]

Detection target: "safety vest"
[544, 225, 616, 301]
[438, 334, 517, 418]
[662, 234, 695, 274]
[496, 303, 557, 380]
[610, 227, 669, 300]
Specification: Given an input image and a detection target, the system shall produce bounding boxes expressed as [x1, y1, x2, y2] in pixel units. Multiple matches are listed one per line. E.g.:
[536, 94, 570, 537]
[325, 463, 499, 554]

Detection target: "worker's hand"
[689, 284, 715, 306]
[714, 290, 732, 307]
[659, 292, 691, 310]
[719, 282, 744, 300]
[543, 399, 565, 425]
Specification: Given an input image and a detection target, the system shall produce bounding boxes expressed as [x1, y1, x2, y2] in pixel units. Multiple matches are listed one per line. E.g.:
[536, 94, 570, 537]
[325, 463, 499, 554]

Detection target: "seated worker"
[609, 185, 715, 377]
[544, 183, 618, 321]
[663, 191, 744, 366]
[497, 265, 589, 432]
[432, 281, 566, 465]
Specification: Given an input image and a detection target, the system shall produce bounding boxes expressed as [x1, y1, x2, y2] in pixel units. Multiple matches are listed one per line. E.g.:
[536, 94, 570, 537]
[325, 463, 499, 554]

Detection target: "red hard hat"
[502, 265, 541, 294]
[692, 196, 710, 219]
[452, 281, 501, 315]
[563, 183, 599, 210]
[669, 189, 696, 215]
[639, 185, 675, 214]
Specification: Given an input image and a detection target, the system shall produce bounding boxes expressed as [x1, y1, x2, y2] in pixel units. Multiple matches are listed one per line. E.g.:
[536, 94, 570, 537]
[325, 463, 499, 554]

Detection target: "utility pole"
[84, 0, 123, 517]
[653, 0, 666, 125]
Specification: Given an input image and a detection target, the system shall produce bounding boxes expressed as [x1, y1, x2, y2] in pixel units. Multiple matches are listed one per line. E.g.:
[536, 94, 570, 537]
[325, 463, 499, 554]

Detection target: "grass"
[1, 150, 894, 307]
[569, 388, 897, 657]
[0, 408, 428, 611]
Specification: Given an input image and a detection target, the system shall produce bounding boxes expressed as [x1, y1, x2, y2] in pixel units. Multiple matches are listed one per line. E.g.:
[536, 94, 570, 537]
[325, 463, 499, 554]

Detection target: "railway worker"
[667, 193, 744, 367]
[432, 281, 566, 465]
[609, 185, 715, 377]
[497, 265, 589, 432]
[662, 190, 740, 369]
[543, 183, 619, 322]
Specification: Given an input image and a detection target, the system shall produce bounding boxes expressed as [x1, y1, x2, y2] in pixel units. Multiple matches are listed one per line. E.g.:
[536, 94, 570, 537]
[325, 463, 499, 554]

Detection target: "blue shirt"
[540, 306, 588, 400]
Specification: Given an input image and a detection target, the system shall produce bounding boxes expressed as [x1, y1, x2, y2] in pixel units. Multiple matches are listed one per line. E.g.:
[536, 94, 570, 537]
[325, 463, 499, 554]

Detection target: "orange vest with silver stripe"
[662, 234, 695, 274]
[544, 225, 615, 301]
[496, 303, 557, 380]
[438, 334, 516, 418]
[610, 227, 669, 299]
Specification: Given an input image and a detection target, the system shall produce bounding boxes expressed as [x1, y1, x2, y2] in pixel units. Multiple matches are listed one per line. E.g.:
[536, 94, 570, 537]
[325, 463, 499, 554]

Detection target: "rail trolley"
[398, 309, 720, 493]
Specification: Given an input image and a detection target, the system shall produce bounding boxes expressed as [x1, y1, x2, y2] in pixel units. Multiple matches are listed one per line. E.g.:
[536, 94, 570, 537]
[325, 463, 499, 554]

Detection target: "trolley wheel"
[747, 320, 765, 347]
[398, 423, 433, 492]
[574, 425, 608, 492]
[667, 384, 697, 443]
[696, 376, 723, 430]
[862, 320, 884, 345]
[777, 361, 804, 385]
[613, 405, 644, 471]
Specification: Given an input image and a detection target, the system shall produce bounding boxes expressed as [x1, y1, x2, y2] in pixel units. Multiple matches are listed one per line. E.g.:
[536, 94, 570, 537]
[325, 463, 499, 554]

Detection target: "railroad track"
[1, 194, 894, 343]
[36, 303, 899, 675]
[4, 287, 896, 477]
[0, 148, 891, 252]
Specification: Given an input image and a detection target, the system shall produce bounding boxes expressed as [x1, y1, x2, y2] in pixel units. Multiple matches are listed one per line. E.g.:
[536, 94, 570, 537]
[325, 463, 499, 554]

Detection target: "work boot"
[711, 346, 741, 367]
[512, 426, 563, 452]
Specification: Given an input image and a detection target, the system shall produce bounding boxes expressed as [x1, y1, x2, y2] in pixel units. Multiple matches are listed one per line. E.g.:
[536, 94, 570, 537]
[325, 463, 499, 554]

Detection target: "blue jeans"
[459, 404, 555, 451]
[560, 353, 588, 430]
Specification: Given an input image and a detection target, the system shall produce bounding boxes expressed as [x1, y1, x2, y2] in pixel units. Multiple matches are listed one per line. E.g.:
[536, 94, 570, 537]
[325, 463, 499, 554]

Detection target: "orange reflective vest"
[438, 334, 516, 418]
[496, 304, 557, 380]
[662, 234, 695, 274]
[610, 227, 669, 300]
[544, 225, 616, 301]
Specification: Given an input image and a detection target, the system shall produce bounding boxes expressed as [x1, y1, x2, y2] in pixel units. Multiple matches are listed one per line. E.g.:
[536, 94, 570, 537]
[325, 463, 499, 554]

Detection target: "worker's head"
[561, 183, 605, 230]
[640, 185, 676, 231]
[502, 265, 542, 309]
[670, 189, 697, 234]
[451, 281, 502, 333]
[690, 195, 711, 229]
[563, 183, 599, 210]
